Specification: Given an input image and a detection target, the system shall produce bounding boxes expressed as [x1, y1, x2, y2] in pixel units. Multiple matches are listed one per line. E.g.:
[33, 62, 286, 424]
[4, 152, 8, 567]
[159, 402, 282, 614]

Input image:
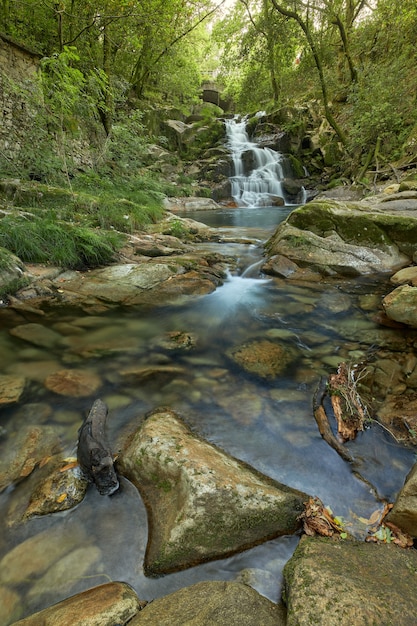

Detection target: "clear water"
[0, 207, 415, 622]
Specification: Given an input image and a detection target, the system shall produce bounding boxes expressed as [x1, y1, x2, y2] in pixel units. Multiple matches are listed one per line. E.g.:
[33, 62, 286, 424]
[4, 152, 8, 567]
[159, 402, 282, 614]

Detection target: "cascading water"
[225, 116, 306, 208]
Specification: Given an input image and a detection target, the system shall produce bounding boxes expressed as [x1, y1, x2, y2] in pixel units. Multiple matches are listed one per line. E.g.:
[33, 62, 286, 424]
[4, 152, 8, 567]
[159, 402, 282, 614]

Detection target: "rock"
[44, 368, 102, 397]
[26, 545, 102, 602]
[283, 535, 417, 625]
[383, 284, 417, 327]
[0, 586, 22, 624]
[0, 248, 27, 298]
[0, 374, 26, 406]
[163, 197, 222, 212]
[9, 323, 63, 348]
[227, 339, 297, 380]
[0, 425, 61, 492]
[117, 408, 308, 576]
[127, 581, 285, 626]
[12, 582, 142, 626]
[0, 524, 86, 585]
[390, 266, 417, 286]
[7, 455, 88, 525]
[266, 199, 416, 276]
[386, 461, 417, 536]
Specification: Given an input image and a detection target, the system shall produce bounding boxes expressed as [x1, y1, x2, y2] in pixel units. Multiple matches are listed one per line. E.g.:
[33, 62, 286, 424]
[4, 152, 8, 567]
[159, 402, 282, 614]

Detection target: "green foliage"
[0, 215, 124, 269]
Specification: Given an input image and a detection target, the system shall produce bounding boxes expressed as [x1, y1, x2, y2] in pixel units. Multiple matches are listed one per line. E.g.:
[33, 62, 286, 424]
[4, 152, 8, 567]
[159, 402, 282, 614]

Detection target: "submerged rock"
[44, 368, 102, 397]
[13, 581, 142, 626]
[227, 338, 298, 380]
[117, 408, 308, 576]
[128, 581, 285, 626]
[283, 535, 417, 625]
[0, 374, 26, 406]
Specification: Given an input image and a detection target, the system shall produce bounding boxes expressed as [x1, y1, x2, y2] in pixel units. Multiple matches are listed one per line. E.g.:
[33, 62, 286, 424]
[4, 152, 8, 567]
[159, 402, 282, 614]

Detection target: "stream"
[0, 119, 416, 622]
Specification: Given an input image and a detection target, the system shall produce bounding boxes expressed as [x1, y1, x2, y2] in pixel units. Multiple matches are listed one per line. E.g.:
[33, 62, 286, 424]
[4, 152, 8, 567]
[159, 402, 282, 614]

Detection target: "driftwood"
[313, 377, 354, 463]
[77, 399, 119, 496]
[313, 375, 384, 503]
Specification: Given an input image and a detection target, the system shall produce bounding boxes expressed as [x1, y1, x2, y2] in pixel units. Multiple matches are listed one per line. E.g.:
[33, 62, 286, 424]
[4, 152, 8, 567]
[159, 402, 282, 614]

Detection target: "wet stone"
[118, 408, 308, 576]
[9, 323, 63, 348]
[0, 425, 61, 492]
[44, 368, 102, 397]
[0, 585, 22, 625]
[0, 374, 26, 406]
[0, 524, 87, 585]
[128, 581, 285, 626]
[26, 545, 102, 603]
[227, 339, 298, 380]
[13, 581, 142, 626]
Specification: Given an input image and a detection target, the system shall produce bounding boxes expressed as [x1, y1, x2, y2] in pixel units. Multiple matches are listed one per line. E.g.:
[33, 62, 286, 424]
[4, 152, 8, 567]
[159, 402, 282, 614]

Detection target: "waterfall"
[225, 116, 306, 208]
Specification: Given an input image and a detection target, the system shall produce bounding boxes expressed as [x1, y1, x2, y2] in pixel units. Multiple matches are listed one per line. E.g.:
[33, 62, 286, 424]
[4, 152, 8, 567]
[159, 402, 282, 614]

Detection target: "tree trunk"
[270, 0, 347, 146]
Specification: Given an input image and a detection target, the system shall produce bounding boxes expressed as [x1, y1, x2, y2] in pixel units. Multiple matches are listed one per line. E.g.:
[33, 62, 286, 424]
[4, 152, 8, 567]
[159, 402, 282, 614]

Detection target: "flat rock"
[386, 461, 417, 536]
[9, 323, 63, 348]
[128, 581, 285, 626]
[227, 338, 297, 380]
[44, 368, 102, 397]
[117, 408, 308, 576]
[12, 582, 142, 626]
[283, 535, 417, 625]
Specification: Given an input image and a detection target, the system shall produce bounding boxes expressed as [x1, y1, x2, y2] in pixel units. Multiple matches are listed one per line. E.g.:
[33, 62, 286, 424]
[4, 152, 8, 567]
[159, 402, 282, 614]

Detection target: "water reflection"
[0, 207, 415, 622]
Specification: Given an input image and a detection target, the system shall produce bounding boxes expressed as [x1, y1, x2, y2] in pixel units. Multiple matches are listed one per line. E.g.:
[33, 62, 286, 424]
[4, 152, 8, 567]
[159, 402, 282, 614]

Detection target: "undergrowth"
[0, 215, 125, 269]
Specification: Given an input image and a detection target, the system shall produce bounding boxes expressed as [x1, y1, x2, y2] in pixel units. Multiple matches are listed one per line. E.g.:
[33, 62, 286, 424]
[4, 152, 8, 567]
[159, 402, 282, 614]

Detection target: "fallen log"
[77, 399, 119, 496]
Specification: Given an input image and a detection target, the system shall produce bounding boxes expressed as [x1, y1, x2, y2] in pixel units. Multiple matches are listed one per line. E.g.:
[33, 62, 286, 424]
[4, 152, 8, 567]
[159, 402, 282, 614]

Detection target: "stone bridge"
[201, 80, 230, 112]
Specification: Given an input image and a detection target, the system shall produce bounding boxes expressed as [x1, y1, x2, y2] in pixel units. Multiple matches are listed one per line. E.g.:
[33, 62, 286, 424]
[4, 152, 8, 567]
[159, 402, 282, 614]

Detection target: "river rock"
[227, 339, 297, 380]
[0, 524, 86, 585]
[12, 582, 143, 626]
[163, 197, 222, 212]
[127, 581, 285, 626]
[382, 284, 417, 327]
[117, 408, 308, 576]
[0, 586, 22, 624]
[0, 374, 26, 406]
[26, 545, 102, 603]
[8, 455, 88, 525]
[0, 425, 61, 492]
[266, 199, 416, 276]
[283, 535, 417, 625]
[44, 368, 101, 397]
[390, 265, 417, 286]
[0, 248, 27, 298]
[9, 323, 63, 348]
[386, 461, 417, 536]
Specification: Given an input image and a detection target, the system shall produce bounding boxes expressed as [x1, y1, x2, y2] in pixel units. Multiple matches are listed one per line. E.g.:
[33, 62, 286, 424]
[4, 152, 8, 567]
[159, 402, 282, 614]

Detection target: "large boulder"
[283, 535, 417, 625]
[265, 199, 417, 277]
[117, 408, 308, 576]
[128, 581, 285, 626]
